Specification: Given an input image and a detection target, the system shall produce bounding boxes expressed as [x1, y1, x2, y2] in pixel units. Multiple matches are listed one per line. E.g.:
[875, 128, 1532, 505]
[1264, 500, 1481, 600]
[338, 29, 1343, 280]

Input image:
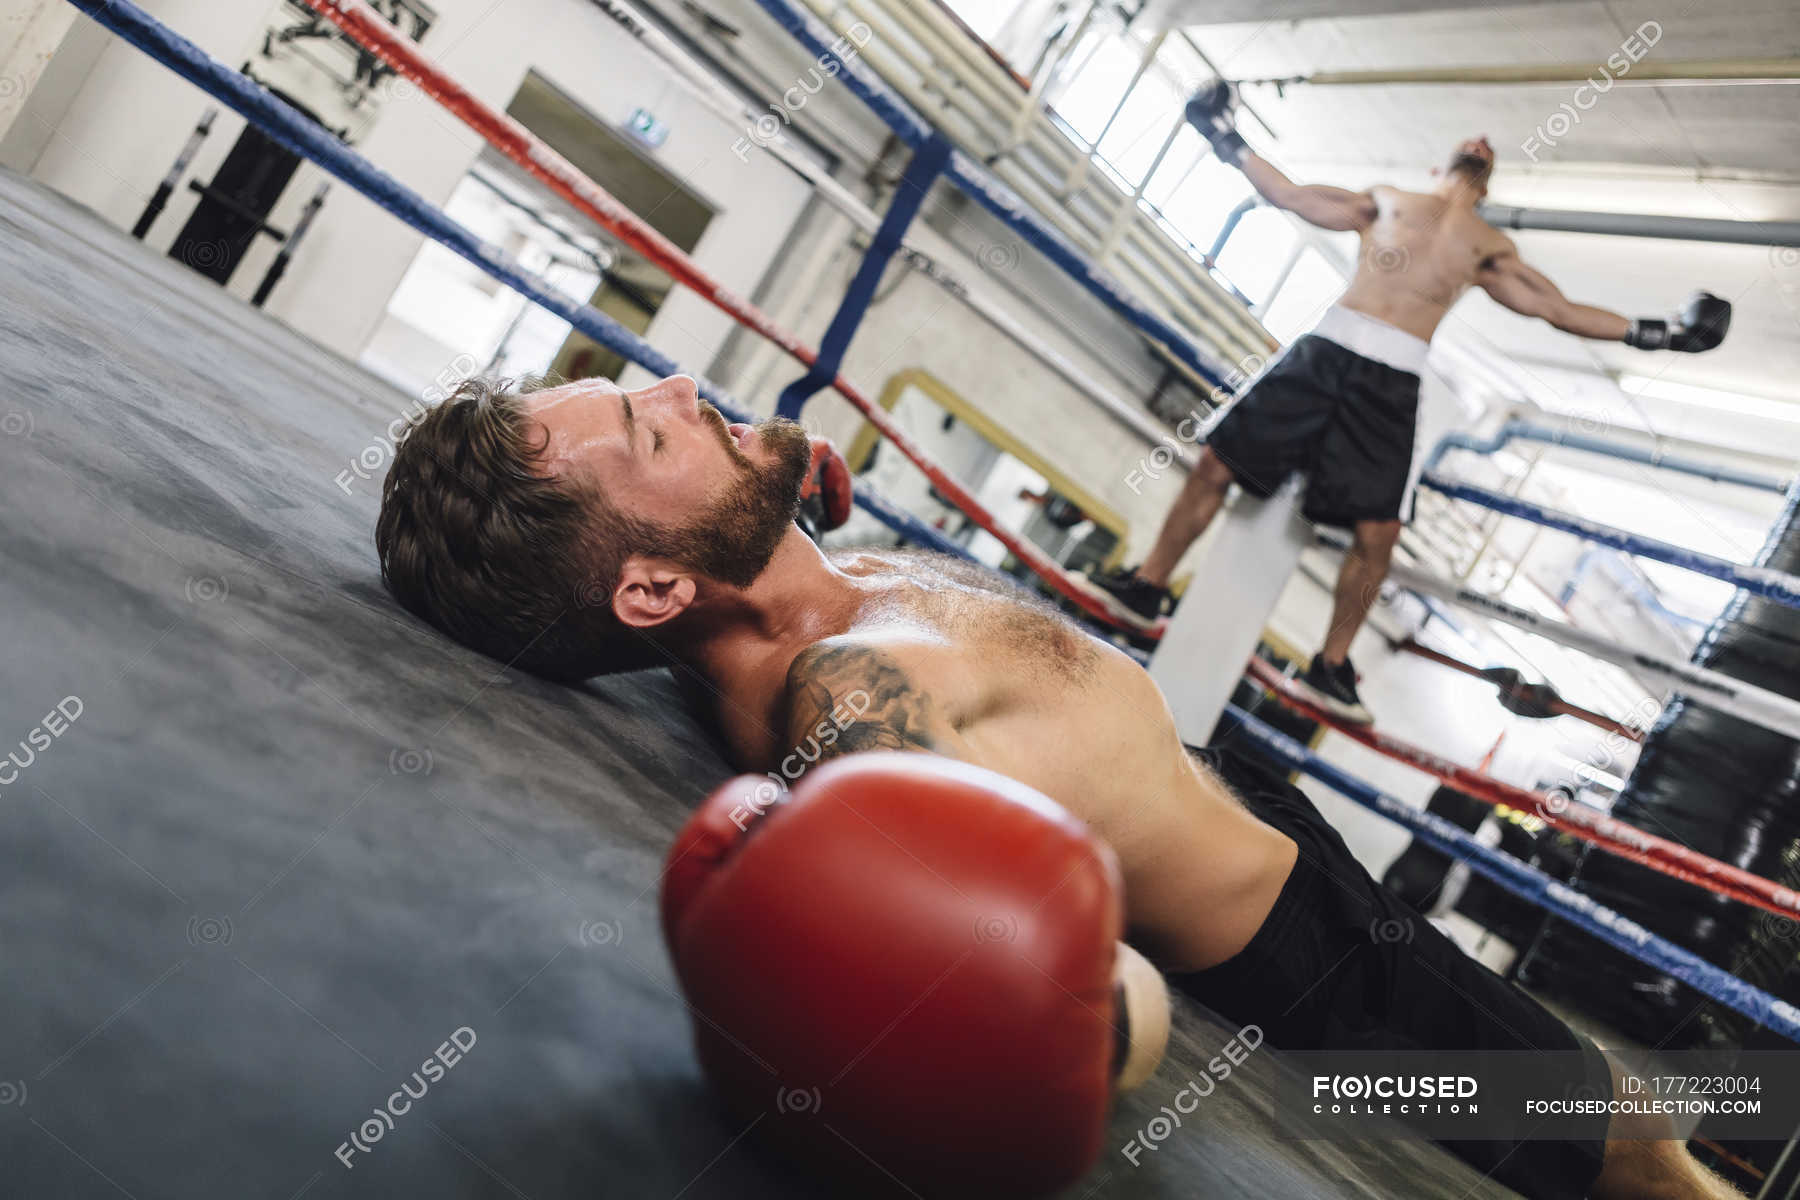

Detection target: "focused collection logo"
[1312, 1073, 1480, 1115]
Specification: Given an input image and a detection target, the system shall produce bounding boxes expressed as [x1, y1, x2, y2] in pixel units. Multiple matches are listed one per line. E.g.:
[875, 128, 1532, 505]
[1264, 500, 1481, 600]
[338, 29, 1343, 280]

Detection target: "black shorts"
[1206, 334, 1420, 526]
[1174, 746, 1613, 1200]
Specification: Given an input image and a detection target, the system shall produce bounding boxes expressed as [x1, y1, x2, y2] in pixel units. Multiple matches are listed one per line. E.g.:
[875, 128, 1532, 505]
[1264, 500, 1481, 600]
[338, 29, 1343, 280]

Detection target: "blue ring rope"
[69, 0, 1799, 1046]
[60, 0, 974, 561]
[1217, 704, 1800, 1044]
[775, 133, 952, 419]
[743, 0, 1238, 389]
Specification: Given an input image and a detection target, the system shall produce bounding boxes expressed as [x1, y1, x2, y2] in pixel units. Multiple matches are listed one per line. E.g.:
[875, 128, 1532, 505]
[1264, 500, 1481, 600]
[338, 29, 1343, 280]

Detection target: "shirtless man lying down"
[374, 372, 1738, 1199]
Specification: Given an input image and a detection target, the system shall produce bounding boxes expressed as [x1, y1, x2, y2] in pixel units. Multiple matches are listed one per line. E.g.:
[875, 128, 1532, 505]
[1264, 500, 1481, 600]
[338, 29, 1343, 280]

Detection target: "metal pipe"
[985, 142, 1258, 358]
[1425, 419, 1792, 492]
[1207, 194, 1258, 261]
[1253, 239, 1304, 313]
[837, 0, 1022, 152]
[828, 0, 1008, 154]
[1420, 470, 1800, 608]
[811, 0, 1097, 191]
[1458, 446, 1542, 583]
[891, 0, 1028, 103]
[1123, 207, 1274, 351]
[1479, 203, 1800, 248]
[1114, 230, 1250, 363]
[853, 10, 1264, 353]
[1097, 109, 1184, 258]
[1241, 58, 1800, 88]
[1175, 30, 1276, 141]
[1003, 0, 1096, 151]
[756, 0, 1271, 381]
[826, 0, 1274, 358]
[1065, 29, 1166, 195]
[1118, 184, 1273, 348]
[1561, 547, 1707, 632]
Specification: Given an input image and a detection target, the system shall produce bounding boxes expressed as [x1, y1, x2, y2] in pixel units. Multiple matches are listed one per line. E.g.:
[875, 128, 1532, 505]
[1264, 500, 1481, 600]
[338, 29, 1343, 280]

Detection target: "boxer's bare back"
[715, 546, 1297, 974]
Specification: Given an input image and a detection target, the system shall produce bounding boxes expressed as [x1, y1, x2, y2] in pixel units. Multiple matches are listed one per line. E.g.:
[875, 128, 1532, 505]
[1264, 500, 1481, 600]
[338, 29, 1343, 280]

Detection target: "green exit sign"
[627, 107, 669, 149]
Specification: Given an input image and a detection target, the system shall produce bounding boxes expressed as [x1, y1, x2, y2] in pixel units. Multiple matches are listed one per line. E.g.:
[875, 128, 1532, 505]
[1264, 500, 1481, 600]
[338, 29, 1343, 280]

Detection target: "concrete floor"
[0, 165, 1513, 1198]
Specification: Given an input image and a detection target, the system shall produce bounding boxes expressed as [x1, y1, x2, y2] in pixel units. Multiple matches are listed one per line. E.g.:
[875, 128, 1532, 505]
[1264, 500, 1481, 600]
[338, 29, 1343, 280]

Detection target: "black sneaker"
[1091, 565, 1171, 621]
[1293, 656, 1374, 725]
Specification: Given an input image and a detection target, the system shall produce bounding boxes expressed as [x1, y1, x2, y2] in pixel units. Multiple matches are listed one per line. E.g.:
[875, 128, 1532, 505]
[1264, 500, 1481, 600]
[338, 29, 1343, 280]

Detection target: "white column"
[0, 1, 78, 142]
[1150, 475, 1310, 746]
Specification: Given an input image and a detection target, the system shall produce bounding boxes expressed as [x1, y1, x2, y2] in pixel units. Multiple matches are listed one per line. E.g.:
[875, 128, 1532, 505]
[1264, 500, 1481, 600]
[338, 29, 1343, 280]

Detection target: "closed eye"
[653, 429, 665, 453]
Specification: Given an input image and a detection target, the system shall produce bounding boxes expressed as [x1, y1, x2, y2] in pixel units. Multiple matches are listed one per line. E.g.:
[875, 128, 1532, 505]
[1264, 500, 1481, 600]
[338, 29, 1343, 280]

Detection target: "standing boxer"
[1094, 82, 1732, 723]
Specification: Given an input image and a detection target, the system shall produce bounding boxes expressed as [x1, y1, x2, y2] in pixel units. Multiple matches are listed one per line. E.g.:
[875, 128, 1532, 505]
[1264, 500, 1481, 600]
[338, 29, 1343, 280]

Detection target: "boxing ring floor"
[0, 166, 1511, 1199]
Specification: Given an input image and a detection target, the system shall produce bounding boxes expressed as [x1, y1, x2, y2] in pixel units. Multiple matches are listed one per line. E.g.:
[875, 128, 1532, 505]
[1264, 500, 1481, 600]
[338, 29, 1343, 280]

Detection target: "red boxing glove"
[798, 436, 853, 532]
[663, 754, 1129, 1198]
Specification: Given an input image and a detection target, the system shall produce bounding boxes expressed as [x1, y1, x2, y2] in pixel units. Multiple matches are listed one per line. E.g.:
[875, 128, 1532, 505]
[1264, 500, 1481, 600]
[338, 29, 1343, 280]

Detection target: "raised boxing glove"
[797, 435, 853, 538]
[1184, 79, 1250, 167]
[1624, 290, 1732, 353]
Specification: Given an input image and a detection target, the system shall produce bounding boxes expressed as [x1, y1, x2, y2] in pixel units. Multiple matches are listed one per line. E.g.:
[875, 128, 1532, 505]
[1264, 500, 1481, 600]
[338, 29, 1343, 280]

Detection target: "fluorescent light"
[1618, 374, 1800, 425]
[1571, 762, 1626, 792]
[1547, 751, 1627, 793]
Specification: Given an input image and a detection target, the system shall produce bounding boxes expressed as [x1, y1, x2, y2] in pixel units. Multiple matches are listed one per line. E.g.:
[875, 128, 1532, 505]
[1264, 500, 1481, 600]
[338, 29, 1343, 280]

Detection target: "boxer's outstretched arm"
[1478, 246, 1631, 340]
[1240, 153, 1376, 233]
[780, 639, 957, 764]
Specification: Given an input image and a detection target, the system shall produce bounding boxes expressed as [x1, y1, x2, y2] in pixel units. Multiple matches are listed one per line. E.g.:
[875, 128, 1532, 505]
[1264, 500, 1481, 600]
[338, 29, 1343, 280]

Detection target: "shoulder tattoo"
[782, 643, 937, 764]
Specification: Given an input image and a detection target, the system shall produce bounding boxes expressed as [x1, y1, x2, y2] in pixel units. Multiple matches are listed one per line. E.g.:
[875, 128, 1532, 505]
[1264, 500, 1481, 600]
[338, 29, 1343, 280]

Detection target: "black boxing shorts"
[1205, 305, 1425, 527]
[1171, 745, 1614, 1200]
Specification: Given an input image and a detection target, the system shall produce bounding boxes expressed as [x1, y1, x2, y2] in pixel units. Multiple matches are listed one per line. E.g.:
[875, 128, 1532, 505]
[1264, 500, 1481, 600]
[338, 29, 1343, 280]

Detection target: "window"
[1093, 64, 1182, 186]
[1046, 27, 1143, 147]
[1259, 247, 1345, 342]
[1153, 155, 1253, 253]
[1215, 207, 1297, 306]
[937, 0, 1027, 45]
[1142, 125, 1207, 209]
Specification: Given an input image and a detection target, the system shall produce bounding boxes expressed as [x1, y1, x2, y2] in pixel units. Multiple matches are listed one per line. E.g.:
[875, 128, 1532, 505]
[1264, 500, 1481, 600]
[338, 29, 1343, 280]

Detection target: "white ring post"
[1151, 475, 1310, 746]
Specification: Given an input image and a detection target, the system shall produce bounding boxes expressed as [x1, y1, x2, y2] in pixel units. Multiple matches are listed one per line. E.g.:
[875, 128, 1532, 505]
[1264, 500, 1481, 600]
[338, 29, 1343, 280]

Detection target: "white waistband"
[1311, 305, 1429, 374]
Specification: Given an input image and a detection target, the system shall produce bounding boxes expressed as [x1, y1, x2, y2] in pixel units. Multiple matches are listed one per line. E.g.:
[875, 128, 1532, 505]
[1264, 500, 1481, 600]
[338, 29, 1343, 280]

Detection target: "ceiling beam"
[1236, 58, 1800, 88]
[1136, 0, 1574, 30]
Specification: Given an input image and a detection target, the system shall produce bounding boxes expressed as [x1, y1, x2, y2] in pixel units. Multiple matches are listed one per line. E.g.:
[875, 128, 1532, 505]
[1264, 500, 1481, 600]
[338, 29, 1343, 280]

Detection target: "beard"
[1449, 153, 1492, 182]
[661, 415, 812, 589]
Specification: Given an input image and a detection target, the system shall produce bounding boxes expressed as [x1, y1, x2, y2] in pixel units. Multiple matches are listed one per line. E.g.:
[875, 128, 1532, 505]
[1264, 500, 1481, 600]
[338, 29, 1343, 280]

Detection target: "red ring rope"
[1245, 657, 1800, 919]
[1391, 637, 1645, 741]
